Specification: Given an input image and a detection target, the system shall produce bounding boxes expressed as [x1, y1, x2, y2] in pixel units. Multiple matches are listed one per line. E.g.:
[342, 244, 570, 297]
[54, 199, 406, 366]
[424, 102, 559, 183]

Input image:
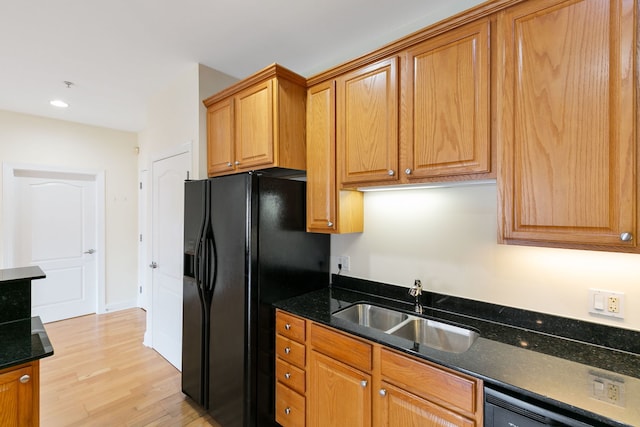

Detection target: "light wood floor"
[40, 308, 220, 427]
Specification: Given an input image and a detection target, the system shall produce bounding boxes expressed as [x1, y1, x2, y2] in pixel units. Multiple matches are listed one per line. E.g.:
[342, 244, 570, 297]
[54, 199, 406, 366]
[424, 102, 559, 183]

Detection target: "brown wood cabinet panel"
[276, 310, 306, 342]
[402, 18, 491, 179]
[378, 382, 476, 427]
[337, 57, 399, 186]
[276, 335, 306, 369]
[234, 79, 274, 170]
[497, 0, 637, 249]
[206, 98, 235, 176]
[276, 358, 306, 395]
[310, 323, 372, 372]
[276, 382, 305, 427]
[308, 350, 371, 427]
[306, 81, 364, 233]
[0, 362, 38, 427]
[380, 348, 478, 415]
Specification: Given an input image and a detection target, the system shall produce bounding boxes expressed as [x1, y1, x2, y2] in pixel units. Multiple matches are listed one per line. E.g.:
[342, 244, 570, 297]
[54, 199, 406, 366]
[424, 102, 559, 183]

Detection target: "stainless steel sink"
[332, 303, 479, 353]
[389, 317, 479, 353]
[332, 303, 409, 332]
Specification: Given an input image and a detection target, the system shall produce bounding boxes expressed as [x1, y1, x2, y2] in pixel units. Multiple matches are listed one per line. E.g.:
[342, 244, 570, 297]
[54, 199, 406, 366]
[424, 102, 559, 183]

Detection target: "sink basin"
[332, 303, 479, 353]
[389, 318, 479, 353]
[332, 303, 409, 332]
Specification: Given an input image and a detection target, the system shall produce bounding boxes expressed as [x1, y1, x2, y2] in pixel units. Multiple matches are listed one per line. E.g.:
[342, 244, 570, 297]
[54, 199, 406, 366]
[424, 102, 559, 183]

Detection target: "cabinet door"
[207, 98, 235, 176]
[0, 364, 35, 427]
[378, 382, 475, 427]
[307, 81, 338, 232]
[234, 79, 274, 170]
[497, 0, 637, 248]
[308, 351, 371, 427]
[403, 18, 490, 179]
[337, 57, 399, 186]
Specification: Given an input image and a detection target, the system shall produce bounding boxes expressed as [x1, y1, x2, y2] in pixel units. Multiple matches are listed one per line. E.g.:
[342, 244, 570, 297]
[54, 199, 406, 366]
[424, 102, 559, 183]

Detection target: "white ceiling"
[0, 0, 485, 132]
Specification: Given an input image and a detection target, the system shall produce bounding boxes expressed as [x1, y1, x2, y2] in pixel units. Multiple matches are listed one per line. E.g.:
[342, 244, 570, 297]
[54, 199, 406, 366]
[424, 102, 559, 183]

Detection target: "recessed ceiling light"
[50, 99, 69, 108]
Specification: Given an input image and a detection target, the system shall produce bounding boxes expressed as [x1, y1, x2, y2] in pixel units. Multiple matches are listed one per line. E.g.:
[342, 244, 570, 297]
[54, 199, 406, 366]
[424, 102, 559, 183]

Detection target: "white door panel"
[150, 149, 190, 370]
[5, 167, 99, 323]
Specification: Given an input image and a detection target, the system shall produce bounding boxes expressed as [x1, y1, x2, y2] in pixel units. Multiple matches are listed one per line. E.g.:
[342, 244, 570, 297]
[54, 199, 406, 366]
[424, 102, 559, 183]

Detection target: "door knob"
[149, 262, 158, 269]
[84, 249, 96, 254]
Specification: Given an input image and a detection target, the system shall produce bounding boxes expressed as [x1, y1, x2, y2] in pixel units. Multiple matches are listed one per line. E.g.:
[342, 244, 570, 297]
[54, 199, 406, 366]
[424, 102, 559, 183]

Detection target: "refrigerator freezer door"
[208, 174, 250, 427]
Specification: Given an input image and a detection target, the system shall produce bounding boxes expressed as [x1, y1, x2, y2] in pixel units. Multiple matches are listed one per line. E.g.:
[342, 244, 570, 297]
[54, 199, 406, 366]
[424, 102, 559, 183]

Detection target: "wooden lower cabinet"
[308, 351, 371, 427]
[0, 361, 39, 427]
[379, 382, 475, 427]
[275, 310, 482, 427]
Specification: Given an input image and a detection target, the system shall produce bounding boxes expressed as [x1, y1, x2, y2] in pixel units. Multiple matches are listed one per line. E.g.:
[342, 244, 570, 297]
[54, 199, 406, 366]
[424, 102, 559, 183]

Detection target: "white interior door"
[151, 150, 190, 369]
[5, 168, 99, 323]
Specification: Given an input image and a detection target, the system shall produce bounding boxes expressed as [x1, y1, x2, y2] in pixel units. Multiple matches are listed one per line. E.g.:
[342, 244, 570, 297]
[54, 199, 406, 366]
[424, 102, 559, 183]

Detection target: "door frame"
[142, 141, 192, 348]
[2, 162, 107, 314]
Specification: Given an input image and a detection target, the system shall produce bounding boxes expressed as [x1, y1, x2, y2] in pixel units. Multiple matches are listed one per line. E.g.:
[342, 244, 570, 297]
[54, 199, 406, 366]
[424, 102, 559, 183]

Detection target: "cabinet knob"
[327, 221, 334, 227]
[379, 388, 387, 396]
[405, 168, 412, 175]
[284, 347, 291, 354]
[387, 170, 395, 176]
[620, 232, 633, 242]
[234, 161, 240, 166]
[360, 380, 368, 388]
[226, 162, 232, 167]
[285, 323, 291, 330]
[19, 375, 30, 384]
[284, 407, 291, 415]
[284, 372, 291, 380]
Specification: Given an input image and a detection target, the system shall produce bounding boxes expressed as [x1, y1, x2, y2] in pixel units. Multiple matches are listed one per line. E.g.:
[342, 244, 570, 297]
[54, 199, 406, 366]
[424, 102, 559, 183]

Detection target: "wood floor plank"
[40, 308, 220, 427]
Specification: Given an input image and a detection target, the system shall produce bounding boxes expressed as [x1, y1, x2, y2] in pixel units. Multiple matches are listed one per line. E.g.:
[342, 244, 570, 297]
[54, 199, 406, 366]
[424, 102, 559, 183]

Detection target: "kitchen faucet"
[409, 279, 423, 314]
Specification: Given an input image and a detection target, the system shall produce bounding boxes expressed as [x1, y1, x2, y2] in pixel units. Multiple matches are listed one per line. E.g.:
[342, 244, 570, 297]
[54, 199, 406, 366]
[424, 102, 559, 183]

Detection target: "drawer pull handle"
[19, 375, 30, 384]
[284, 372, 291, 380]
[285, 323, 291, 330]
[620, 232, 633, 242]
[285, 407, 291, 415]
[360, 380, 368, 387]
[379, 388, 387, 397]
[284, 347, 291, 354]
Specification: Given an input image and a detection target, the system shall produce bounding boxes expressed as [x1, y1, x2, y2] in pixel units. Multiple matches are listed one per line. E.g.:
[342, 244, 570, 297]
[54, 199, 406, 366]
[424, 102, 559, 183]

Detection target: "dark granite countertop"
[0, 266, 46, 284]
[273, 276, 640, 427]
[0, 316, 54, 371]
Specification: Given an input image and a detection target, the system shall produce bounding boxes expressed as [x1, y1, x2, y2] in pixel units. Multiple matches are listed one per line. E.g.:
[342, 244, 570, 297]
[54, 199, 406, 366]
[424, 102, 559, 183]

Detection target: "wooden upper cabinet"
[497, 0, 637, 249]
[402, 18, 491, 180]
[204, 64, 307, 177]
[206, 98, 235, 176]
[337, 57, 399, 186]
[306, 81, 364, 234]
[234, 79, 274, 170]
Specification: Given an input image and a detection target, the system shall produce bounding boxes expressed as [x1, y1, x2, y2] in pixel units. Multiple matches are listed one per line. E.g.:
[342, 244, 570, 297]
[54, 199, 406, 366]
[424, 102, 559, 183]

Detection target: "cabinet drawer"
[276, 310, 306, 342]
[276, 381, 305, 427]
[310, 323, 372, 372]
[276, 357, 306, 394]
[276, 335, 306, 368]
[381, 348, 478, 414]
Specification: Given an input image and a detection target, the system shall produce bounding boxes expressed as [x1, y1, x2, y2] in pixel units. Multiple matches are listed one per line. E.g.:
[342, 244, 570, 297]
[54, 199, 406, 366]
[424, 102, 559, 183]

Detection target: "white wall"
[0, 109, 139, 310]
[137, 64, 237, 310]
[331, 183, 640, 332]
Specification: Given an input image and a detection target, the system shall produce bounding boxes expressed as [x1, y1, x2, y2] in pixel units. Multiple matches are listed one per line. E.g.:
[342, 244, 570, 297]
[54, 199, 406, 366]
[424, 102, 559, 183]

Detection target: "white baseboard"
[103, 299, 137, 314]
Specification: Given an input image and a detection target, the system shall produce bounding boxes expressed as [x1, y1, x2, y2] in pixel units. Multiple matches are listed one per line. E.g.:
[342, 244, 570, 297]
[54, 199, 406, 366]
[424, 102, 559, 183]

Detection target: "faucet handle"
[409, 279, 422, 296]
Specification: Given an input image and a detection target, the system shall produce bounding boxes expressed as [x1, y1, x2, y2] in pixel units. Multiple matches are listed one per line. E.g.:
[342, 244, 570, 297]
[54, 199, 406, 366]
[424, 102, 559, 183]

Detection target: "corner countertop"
[274, 281, 640, 427]
[0, 316, 54, 370]
[0, 266, 46, 284]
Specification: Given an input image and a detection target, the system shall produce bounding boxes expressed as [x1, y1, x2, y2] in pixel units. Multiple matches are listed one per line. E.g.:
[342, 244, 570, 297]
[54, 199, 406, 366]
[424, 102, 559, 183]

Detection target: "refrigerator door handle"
[204, 234, 217, 293]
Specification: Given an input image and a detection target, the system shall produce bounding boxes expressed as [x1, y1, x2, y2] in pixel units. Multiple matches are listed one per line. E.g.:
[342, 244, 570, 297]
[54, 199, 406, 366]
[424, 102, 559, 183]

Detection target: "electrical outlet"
[337, 255, 351, 272]
[589, 289, 625, 319]
[589, 372, 625, 406]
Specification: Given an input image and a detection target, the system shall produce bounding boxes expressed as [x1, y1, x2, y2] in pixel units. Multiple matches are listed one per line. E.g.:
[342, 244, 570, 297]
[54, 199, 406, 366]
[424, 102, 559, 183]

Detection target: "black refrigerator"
[182, 172, 329, 427]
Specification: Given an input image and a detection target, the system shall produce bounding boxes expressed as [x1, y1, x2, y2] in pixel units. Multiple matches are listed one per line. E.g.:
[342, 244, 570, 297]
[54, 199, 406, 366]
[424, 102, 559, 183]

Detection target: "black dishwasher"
[485, 387, 606, 427]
